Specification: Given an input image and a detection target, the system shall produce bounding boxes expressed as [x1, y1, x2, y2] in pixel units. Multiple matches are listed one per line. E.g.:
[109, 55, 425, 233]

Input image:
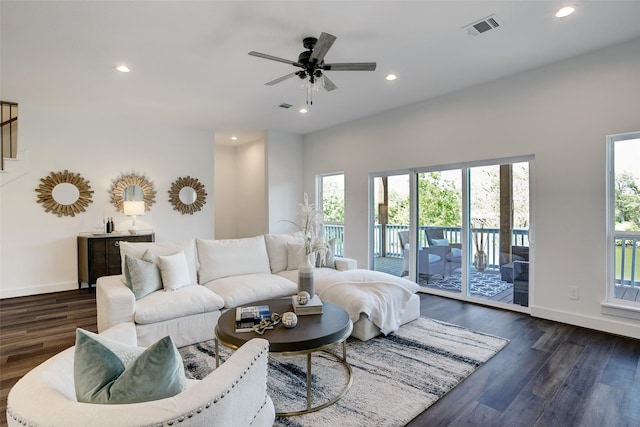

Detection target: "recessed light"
[555, 6, 575, 18]
[115, 65, 130, 73]
[299, 108, 308, 114]
[231, 136, 238, 140]
[385, 73, 397, 81]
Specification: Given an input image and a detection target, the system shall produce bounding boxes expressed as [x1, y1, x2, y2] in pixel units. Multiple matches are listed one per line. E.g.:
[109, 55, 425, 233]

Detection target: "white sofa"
[97, 233, 421, 346]
[6, 323, 275, 427]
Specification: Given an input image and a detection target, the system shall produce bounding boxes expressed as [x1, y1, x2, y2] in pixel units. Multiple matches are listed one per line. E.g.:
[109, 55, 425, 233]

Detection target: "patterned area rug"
[180, 317, 509, 427]
[423, 271, 513, 297]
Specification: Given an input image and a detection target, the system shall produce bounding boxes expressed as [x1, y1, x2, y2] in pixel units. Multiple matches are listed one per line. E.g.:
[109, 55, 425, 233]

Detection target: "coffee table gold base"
[276, 343, 353, 417]
[215, 325, 353, 417]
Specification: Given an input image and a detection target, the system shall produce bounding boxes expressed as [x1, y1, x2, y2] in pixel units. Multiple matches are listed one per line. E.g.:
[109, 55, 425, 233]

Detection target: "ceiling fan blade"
[249, 51, 301, 67]
[323, 75, 337, 92]
[323, 62, 377, 71]
[265, 72, 297, 86]
[309, 32, 336, 63]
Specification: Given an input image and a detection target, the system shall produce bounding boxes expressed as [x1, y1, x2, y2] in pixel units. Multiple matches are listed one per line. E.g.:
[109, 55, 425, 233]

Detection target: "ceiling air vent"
[278, 103, 293, 109]
[463, 14, 502, 36]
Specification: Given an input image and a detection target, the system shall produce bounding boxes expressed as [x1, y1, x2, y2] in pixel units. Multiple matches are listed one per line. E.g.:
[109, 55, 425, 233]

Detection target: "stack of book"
[235, 305, 271, 332]
[291, 294, 323, 315]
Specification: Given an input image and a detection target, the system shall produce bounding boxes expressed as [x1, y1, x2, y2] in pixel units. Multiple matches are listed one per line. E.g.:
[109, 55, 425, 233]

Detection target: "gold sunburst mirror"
[168, 176, 207, 215]
[35, 170, 94, 217]
[110, 172, 156, 213]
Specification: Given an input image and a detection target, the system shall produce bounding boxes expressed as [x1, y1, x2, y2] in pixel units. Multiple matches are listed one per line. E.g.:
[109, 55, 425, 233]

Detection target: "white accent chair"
[6, 323, 275, 427]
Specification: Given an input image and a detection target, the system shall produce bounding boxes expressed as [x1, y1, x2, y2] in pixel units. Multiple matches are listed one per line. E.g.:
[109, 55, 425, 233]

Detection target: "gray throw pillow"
[431, 238, 450, 246]
[74, 328, 186, 404]
[124, 250, 162, 299]
[316, 238, 336, 268]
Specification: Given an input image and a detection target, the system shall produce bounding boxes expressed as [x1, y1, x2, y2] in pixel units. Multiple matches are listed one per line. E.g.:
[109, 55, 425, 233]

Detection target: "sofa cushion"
[119, 240, 198, 286]
[197, 236, 271, 283]
[134, 284, 224, 325]
[74, 328, 186, 404]
[202, 273, 297, 308]
[286, 242, 307, 270]
[264, 232, 304, 273]
[124, 252, 162, 299]
[158, 251, 192, 291]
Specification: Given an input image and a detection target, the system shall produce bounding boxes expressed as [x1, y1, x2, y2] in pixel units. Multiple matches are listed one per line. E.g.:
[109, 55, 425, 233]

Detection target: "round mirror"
[52, 183, 80, 205]
[110, 173, 156, 213]
[169, 176, 207, 215]
[35, 170, 94, 217]
[179, 187, 197, 205]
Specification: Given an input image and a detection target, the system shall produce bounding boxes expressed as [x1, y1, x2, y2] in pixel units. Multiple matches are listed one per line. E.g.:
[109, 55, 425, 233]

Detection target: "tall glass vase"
[474, 251, 487, 272]
[298, 253, 315, 296]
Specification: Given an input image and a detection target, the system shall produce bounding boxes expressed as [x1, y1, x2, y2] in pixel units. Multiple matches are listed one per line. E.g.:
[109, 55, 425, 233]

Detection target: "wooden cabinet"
[77, 233, 154, 288]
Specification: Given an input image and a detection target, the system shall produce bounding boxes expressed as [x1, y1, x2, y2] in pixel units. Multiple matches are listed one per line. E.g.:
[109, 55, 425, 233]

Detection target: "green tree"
[616, 171, 640, 230]
[418, 172, 461, 226]
[321, 176, 344, 223]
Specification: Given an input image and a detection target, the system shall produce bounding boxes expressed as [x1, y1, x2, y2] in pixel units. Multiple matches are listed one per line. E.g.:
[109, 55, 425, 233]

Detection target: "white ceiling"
[3, 1, 640, 145]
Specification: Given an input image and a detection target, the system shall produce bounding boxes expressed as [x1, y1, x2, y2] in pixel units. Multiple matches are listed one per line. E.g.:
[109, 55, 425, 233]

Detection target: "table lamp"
[123, 200, 145, 234]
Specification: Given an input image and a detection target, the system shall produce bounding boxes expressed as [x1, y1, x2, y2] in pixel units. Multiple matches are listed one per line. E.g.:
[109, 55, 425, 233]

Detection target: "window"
[318, 173, 345, 256]
[606, 132, 640, 306]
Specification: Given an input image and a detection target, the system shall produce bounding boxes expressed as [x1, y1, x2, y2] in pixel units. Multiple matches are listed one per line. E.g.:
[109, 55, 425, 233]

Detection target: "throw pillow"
[158, 251, 192, 291]
[286, 242, 307, 270]
[431, 238, 450, 246]
[124, 250, 162, 300]
[316, 238, 336, 268]
[74, 329, 186, 404]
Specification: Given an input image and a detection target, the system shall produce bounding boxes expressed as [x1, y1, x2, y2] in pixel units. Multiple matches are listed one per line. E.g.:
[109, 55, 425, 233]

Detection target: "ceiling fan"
[248, 32, 377, 105]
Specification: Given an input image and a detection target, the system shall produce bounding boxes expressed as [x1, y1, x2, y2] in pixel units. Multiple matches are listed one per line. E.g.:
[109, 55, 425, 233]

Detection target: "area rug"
[179, 317, 509, 427]
[422, 271, 512, 297]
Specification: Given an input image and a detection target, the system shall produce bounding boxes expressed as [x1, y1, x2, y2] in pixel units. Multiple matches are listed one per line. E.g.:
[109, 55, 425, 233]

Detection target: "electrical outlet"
[569, 286, 579, 300]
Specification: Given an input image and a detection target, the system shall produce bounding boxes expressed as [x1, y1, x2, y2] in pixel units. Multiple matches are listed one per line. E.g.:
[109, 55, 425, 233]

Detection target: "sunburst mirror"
[168, 176, 207, 215]
[35, 170, 94, 217]
[110, 172, 156, 213]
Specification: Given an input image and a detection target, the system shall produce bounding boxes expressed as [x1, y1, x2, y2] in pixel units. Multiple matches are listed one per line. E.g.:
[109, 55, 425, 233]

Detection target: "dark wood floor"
[1, 290, 639, 426]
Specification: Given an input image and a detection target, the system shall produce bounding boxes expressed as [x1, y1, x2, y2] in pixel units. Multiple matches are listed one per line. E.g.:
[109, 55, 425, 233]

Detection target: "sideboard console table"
[77, 233, 154, 288]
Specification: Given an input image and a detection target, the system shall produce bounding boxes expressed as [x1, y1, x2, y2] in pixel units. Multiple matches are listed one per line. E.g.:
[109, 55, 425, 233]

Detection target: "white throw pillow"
[264, 232, 304, 273]
[196, 236, 271, 284]
[158, 251, 192, 291]
[119, 240, 198, 286]
[286, 242, 307, 271]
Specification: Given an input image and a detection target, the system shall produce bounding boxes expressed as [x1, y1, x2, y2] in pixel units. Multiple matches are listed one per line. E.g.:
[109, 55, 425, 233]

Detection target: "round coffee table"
[215, 298, 353, 417]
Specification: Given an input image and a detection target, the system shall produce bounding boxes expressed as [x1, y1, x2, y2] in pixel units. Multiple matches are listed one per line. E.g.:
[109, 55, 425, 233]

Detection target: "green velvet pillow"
[74, 329, 186, 404]
[124, 250, 162, 299]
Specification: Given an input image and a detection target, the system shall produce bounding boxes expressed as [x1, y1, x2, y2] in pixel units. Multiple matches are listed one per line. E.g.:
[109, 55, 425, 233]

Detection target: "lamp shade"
[123, 200, 145, 216]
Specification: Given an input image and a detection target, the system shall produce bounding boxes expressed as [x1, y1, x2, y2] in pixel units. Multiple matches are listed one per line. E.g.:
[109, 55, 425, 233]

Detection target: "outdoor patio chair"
[425, 227, 462, 276]
[500, 245, 529, 283]
[398, 230, 445, 282]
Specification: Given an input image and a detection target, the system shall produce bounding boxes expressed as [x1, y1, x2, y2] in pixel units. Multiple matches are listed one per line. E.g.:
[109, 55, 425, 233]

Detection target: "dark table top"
[215, 298, 352, 353]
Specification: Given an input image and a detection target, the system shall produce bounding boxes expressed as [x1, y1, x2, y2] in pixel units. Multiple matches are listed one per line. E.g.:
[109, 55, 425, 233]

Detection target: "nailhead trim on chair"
[151, 344, 270, 427]
[7, 345, 270, 427]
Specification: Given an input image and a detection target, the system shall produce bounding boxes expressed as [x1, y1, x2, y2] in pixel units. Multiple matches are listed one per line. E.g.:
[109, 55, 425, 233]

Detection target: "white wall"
[0, 105, 215, 298]
[266, 130, 303, 234]
[235, 139, 268, 238]
[303, 38, 640, 338]
[214, 145, 237, 239]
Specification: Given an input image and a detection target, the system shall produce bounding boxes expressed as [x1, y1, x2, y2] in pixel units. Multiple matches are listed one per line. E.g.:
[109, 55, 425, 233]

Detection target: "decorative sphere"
[297, 291, 310, 305]
[282, 312, 298, 328]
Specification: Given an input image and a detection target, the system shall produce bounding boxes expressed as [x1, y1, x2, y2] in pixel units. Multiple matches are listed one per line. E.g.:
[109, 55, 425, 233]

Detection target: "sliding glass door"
[370, 158, 532, 309]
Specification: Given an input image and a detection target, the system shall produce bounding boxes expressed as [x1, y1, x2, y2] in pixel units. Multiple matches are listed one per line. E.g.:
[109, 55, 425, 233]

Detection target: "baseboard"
[530, 305, 640, 339]
[0, 281, 79, 299]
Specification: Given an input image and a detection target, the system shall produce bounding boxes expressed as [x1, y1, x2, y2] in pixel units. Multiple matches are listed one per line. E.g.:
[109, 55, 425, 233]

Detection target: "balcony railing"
[615, 234, 639, 287]
[326, 224, 639, 289]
